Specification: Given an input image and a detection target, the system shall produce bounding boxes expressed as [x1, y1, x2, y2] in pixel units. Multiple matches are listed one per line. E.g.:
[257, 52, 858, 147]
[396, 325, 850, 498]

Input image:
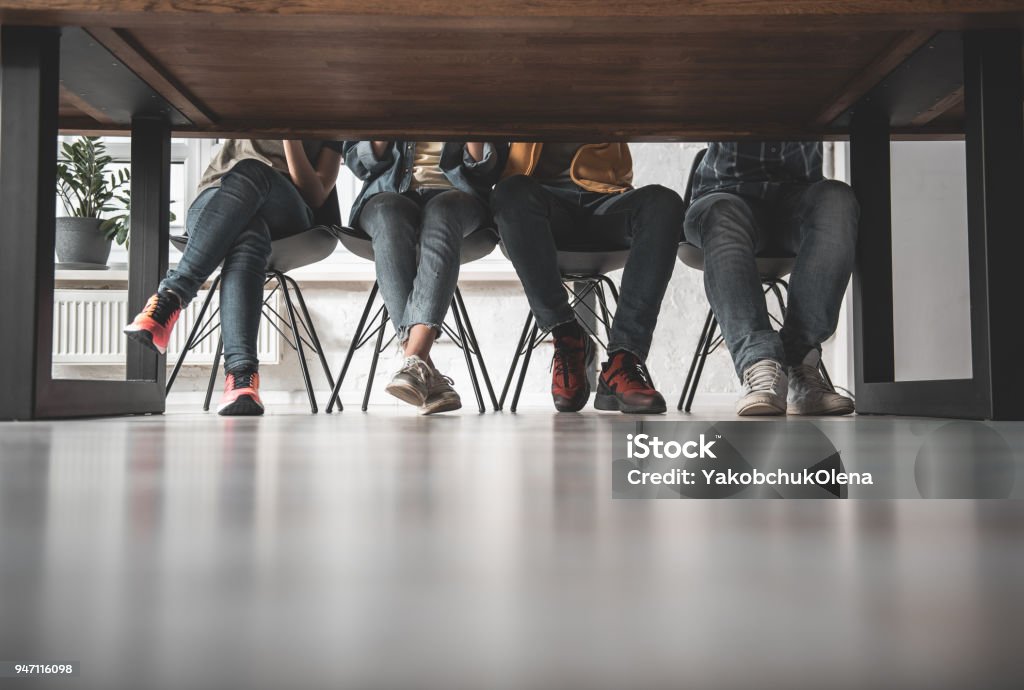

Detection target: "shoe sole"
[736, 400, 787, 416]
[594, 393, 667, 415]
[124, 327, 165, 355]
[787, 402, 855, 416]
[421, 398, 462, 415]
[217, 395, 264, 416]
[385, 380, 427, 407]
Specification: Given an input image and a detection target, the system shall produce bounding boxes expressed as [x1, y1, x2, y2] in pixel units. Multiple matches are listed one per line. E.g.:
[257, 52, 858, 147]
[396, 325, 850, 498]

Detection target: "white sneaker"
[787, 350, 855, 416]
[421, 367, 462, 415]
[385, 355, 432, 407]
[736, 359, 787, 416]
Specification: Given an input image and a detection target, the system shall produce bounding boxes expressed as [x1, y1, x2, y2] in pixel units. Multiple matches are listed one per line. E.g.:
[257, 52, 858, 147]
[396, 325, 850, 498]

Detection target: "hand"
[465, 142, 485, 162]
[371, 141, 390, 159]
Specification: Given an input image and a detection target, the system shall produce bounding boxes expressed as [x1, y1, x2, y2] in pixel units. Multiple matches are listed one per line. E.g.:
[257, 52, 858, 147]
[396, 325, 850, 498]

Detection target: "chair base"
[165, 270, 335, 414]
[499, 273, 620, 413]
[325, 284, 498, 413]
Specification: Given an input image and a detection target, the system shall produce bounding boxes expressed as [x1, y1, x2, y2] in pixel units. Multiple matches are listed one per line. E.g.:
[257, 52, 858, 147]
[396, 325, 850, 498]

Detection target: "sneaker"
[385, 355, 432, 407]
[787, 350, 855, 416]
[217, 369, 264, 416]
[124, 289, 182, 355]
[594, 351, 667, 414]
[421, 367, 462, 415]
[550, 326, 596, 412]
[736, 359, 787, 416]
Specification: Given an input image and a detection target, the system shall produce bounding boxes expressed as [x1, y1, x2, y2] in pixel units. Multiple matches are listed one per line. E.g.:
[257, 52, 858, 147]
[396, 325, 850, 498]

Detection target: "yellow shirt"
[409, 142, 453, 191]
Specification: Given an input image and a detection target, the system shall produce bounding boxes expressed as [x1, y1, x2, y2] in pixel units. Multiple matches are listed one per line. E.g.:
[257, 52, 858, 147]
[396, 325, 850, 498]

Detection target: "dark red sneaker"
[550, 329, 596, 412]
[124, 289, 181, 355]
[595, 351, 667, 414]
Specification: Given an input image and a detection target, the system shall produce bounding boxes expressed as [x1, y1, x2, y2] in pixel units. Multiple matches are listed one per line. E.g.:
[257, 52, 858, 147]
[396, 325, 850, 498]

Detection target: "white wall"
[889, 141, 972, 381]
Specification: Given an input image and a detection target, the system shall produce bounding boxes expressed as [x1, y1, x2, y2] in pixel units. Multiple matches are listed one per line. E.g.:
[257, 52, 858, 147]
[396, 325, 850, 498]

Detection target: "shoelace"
[143, 291, 179, 325]
[228, 370, 258, 391]
[609, 358, 655, 389]
[402, 357, 432, 384]
[743, 362, 781, 393]
[551, 343, 584, 387]
[790, 363, 833, 393]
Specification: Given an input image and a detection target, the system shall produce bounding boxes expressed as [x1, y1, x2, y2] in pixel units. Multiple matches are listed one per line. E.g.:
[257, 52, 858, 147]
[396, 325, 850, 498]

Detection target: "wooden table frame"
[0, 22, 1021, 420]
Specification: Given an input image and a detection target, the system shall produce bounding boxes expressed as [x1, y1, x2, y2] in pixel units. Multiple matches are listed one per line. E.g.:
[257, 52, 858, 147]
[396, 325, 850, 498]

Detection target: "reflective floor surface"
[1, 408, 1022, 689]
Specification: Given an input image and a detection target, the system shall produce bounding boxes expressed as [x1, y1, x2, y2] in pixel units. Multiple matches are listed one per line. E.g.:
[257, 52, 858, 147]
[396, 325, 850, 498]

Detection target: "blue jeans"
[358, 189, 488, 343]
[492, 175, 684, 360]
[683, 180, 859, 378]
[161, 159, 313, 373]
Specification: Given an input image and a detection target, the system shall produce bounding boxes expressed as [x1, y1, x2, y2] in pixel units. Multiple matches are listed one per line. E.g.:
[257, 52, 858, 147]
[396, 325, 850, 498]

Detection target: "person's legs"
[492, 175, 579, 332]
[492, 176, 596, 412]
[401, 189, 487, 356]
[358, 192, 422, 336]
[772, 180, 858, 415]
[683, 192, 783, 376]
[774, 180, 859, 365]
[162, 159, 307, 304]
[588, 184, 683, 360]
[683, 192, 787, 416]
[586, 185, 682, 414]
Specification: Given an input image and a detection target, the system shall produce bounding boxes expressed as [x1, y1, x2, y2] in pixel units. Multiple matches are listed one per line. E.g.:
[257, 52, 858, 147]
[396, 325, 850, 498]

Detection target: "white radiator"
[53, 289, 281, 364]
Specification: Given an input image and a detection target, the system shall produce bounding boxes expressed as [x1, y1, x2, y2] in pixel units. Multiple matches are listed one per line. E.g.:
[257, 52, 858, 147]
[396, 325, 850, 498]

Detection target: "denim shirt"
[343, 141, 508, 226]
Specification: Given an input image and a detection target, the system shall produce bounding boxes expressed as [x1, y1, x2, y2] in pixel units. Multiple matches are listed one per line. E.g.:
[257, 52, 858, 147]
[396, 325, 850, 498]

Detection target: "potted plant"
[55, 136, 130, 266]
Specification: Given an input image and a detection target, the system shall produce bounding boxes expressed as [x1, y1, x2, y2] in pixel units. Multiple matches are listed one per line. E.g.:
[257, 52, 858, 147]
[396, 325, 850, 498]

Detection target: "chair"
[498, 245, 631, 412]
[324, 225, 499, 413]
[164, 225, 338, 413]
[676, 148, 832, 412]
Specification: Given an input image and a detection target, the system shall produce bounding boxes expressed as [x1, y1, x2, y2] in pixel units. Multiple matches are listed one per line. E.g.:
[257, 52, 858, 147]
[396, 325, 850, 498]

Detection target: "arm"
[461, 141, 508, 185]
[342, 140, 395, 180]
[283, 141, 342, 209]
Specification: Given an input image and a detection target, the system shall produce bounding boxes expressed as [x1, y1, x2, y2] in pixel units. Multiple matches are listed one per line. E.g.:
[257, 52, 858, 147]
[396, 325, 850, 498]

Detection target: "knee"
[634, 184, 685, 237]
[492, 175, 544, 214]
[686, 194, 757, 247]
[804, 180, 859, 241]
[223, 158, 275, 193]
[360, 193, 419, 235]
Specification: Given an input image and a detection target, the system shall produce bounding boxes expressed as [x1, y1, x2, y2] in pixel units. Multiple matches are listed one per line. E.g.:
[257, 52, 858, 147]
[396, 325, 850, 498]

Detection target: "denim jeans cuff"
[606, 343, 648, 362]
[397, 322, 443, 346]
[538, 313, 579, 334]
[224, 359, 259, 374]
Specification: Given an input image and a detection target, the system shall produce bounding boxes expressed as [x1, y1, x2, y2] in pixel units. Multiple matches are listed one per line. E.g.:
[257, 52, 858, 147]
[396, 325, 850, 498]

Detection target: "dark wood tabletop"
[1, 1, 1021, 139]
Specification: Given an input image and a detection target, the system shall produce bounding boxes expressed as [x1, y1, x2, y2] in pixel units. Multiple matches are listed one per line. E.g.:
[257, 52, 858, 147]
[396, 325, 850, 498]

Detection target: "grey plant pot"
[55, 217, 112, 265]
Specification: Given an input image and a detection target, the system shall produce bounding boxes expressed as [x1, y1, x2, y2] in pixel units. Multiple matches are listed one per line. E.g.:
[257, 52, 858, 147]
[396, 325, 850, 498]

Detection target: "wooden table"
[1, 1, 1022, 419]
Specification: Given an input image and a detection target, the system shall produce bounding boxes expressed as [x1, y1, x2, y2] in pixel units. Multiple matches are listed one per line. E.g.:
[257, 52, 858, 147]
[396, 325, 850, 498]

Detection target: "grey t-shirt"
[197, 139, 342, 194]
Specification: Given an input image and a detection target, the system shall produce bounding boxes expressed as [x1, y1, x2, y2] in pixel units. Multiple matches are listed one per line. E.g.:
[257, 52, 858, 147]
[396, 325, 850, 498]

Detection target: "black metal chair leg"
[454, 288, 499, 411]
[500, 312, 534, 411]
[278, 274, 317, 414]
[328, 282, 381, 413]
[594, 281, 614, 337]
[510, 322, 540, 413]
[166, 273, 221, 395]
[685, 316, 717, 413]
[204, 335, 223, 412]
[769, 280, 787, 318]
[282, 273, 334, 391]
[362, 309, 388, 412]
[450, 295, 485, 413]
[679, 307, 715, 411]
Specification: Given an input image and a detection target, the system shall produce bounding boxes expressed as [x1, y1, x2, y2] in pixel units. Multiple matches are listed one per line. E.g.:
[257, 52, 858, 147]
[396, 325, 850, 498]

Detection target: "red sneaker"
[550, 328, 595, 412]
[124, 290, 181, 355]
[217, 369, 264, 416]
[594, 351, 667, 414]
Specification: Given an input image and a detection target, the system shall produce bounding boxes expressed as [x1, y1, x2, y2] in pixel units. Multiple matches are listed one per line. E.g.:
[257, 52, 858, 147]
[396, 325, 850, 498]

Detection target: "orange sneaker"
[217, 369, 264, 416]
[124, 290, 181, 355]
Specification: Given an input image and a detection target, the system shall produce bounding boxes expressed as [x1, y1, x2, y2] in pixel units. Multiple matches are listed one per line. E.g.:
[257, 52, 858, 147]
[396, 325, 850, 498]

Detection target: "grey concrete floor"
[0, 407, 1022, 689]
